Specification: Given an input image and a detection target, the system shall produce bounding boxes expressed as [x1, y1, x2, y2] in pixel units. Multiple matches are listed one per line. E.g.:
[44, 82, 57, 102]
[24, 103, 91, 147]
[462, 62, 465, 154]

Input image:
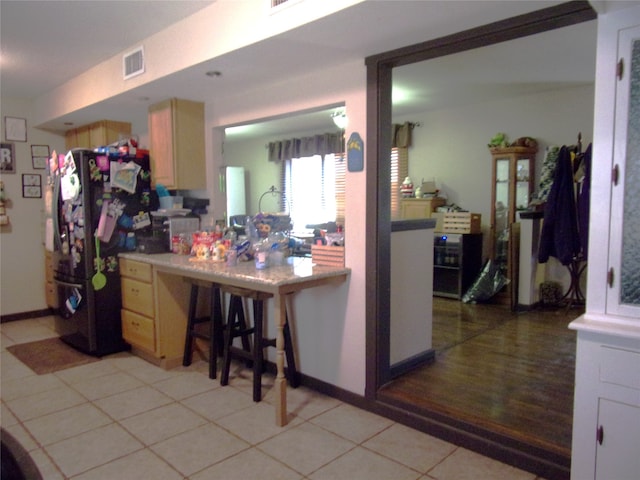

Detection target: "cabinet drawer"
[119, 258, 152, 282]
[121, 277, 154, 317]
[121, 309, 155, 353]
[600, 346, 640, 389]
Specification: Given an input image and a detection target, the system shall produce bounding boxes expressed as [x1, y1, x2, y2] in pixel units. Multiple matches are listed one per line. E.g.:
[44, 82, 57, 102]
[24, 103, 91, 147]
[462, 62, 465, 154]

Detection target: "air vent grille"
[123, 47, 145, 80]
[269, 0, 302, 12]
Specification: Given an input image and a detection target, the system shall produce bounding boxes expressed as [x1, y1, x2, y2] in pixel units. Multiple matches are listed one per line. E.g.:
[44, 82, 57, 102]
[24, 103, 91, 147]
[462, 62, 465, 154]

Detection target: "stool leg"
[212, 286, 224, 357]
[182, 284, 199, 367]
[207, 285, 220, 379]
[283, 319, 299, 388]
[236, 297, 253, 366]
[220, 294, 238, 386]
[253, 299, 265, 402]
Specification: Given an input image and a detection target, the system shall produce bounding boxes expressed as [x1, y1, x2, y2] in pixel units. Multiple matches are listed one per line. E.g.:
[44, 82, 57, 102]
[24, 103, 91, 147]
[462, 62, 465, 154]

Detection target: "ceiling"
[1, 1, 597, 140]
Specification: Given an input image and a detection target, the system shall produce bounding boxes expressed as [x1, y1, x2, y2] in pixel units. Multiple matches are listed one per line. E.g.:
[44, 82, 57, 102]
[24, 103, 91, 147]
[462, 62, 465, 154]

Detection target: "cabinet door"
[75, 126, 90, 149]
[607, 25, 640, 318]
[595, 399, 640, 480]
[149, 100, 177, 188]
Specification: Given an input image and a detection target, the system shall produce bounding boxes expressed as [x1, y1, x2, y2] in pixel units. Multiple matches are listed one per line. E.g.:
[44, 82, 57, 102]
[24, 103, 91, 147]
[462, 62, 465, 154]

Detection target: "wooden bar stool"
[220, 285, 298, 402]
[182, 281, 224, 379]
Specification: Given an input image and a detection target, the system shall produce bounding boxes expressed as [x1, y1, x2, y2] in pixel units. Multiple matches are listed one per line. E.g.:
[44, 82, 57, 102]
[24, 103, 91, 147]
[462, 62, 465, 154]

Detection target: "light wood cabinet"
[64, 120, 131, 150]
[400, 197, 446, 219]
[120, 258, 155, 355]
[119, 257, 191, 369]
[489, 146, 536, 308]
[148, 98, 205, 190]
[44, 250, 58, 308]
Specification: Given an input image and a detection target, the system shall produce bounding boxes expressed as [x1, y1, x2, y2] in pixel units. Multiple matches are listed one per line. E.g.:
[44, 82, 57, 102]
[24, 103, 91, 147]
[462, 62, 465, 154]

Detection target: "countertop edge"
[119, 252, 351, 288]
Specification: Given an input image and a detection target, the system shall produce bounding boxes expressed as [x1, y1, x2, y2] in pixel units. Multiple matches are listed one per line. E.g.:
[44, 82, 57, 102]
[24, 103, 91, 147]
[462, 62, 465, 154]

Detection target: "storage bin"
[442, 212, 481, 234]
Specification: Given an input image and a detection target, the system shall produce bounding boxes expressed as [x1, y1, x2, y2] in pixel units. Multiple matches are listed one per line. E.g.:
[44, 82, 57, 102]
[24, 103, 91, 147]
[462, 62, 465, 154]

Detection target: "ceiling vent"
[123, 47, 145, 80]
[269, 0, 302, 12]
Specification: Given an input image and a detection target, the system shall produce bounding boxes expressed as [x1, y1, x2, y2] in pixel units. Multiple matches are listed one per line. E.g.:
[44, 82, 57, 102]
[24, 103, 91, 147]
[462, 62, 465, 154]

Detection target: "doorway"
[364, 2, 596, 478]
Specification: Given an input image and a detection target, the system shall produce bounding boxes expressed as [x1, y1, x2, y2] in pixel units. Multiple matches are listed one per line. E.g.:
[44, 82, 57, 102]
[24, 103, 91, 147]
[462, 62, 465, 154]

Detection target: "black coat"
[538, 146, 581, 265]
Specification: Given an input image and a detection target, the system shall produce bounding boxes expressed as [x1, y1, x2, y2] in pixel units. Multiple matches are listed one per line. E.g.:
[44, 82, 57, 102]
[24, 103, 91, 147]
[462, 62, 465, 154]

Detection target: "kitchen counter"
[119, 252, 350, 426]
[119, 252, 350, 293]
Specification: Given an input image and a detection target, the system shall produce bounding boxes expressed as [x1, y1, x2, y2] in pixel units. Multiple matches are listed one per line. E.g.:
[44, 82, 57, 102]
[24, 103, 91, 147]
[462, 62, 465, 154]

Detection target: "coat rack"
[539, 133, 589, 309]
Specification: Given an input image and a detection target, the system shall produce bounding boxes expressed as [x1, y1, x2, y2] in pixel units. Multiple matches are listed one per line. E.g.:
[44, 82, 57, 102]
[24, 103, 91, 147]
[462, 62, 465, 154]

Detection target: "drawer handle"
[597, 425, 604, 445]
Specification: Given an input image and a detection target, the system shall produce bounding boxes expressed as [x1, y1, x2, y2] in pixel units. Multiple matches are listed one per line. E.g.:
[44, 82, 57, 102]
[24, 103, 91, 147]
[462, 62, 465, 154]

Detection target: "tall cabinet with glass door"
[569, 11, 640, 480]
[489, 146, 537, 307]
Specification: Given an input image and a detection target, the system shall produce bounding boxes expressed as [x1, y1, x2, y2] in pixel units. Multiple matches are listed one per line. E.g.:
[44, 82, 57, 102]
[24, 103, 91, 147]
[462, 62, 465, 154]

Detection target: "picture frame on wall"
[22, 173, 42, 198]
[5, 116, 27, 142]
[31, 144, 50, 169]
[0, 142, 16, 173]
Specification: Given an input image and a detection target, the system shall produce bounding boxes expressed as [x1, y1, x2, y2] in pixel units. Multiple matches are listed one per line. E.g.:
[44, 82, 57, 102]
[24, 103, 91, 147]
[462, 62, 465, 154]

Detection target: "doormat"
[7, 337, 99, 375]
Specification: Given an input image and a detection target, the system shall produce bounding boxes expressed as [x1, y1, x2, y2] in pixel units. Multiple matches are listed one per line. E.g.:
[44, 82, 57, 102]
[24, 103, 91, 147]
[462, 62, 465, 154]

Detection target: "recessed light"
[206, 70, 222, 77]
[64, 122, 74, 126]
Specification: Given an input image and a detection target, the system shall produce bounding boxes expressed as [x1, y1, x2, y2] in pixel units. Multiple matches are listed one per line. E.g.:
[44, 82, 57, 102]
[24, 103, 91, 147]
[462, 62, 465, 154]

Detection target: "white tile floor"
[1, 316, 546, 479]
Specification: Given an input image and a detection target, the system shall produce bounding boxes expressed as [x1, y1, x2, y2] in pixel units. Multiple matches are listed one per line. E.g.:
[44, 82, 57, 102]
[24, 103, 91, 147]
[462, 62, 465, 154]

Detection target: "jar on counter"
[254, 242, 269, 270]
[172, 233, 190, 255]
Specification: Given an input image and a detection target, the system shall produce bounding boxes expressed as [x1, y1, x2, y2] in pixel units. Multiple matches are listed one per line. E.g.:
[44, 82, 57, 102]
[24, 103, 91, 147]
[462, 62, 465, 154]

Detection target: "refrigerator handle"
[54, 278, 83, 289]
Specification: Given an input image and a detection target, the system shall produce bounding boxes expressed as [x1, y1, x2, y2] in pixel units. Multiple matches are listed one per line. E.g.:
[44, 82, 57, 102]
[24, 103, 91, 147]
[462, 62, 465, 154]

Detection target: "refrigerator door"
[53, 150, 151, 356]
[54, 277, 95, 353]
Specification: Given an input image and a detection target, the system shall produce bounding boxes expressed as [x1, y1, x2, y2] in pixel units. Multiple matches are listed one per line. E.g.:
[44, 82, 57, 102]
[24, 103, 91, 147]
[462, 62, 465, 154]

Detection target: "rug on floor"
[7, 337, 99, 374]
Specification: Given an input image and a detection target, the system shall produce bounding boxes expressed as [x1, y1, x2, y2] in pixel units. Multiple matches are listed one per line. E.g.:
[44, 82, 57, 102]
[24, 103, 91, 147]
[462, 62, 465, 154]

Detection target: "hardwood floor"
[379, 297, 580, 461]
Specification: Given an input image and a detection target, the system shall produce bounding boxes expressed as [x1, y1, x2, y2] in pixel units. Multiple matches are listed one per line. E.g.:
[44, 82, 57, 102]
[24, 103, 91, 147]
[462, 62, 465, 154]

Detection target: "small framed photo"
[5, 116, 27, 142]
[22, 174, 42, 198]
[0, 142, 16, 173]
[31, 145, 50, 169]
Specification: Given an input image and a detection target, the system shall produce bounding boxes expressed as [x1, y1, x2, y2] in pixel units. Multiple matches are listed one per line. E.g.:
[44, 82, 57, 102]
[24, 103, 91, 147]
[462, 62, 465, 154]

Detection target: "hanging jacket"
[538, 146, 581, 265]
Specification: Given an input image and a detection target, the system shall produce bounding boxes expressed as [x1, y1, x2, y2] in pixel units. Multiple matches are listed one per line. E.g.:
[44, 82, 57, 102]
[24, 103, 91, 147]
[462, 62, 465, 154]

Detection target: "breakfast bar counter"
[119, 252, 350, 426]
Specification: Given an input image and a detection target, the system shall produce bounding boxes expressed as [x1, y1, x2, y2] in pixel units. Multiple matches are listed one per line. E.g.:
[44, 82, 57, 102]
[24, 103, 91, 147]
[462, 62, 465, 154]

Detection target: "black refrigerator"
[51, 148, 154, 356]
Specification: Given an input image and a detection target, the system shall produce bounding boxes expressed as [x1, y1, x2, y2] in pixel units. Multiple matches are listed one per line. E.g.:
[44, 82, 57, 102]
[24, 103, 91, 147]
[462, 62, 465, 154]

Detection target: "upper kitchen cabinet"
[64, 120, 131, 150]
[148, 98, 206, 190]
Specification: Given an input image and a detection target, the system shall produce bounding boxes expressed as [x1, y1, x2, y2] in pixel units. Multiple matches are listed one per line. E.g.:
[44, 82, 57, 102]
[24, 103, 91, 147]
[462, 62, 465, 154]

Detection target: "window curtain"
[268, 132, 344, 162]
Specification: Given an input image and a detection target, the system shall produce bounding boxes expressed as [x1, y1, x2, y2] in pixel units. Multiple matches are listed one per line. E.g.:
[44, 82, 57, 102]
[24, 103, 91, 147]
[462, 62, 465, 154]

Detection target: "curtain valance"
[268, 132, 344, 162]
[392, 122, 415, 148]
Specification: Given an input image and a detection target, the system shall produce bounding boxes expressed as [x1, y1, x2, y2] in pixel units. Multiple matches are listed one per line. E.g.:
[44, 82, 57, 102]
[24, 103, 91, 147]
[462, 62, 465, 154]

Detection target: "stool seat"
[220, 285, 298, 402]
[182, 281, 223, 379]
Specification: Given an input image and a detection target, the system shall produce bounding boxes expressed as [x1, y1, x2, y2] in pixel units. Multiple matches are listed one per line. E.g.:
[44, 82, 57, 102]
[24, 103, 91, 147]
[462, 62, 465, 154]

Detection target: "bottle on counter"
[254, 241, 269, 270]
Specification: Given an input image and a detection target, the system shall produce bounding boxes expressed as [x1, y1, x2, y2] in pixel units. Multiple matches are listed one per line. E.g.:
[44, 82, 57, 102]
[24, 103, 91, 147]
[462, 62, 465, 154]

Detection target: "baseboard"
[390, 349, 435, 379]
[1, 309, 53, 324]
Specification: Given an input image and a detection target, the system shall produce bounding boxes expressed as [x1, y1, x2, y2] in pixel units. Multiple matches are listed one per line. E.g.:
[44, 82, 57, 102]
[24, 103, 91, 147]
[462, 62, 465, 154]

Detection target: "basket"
[443, 212, 481, 234]
[311, 245, 345, 267]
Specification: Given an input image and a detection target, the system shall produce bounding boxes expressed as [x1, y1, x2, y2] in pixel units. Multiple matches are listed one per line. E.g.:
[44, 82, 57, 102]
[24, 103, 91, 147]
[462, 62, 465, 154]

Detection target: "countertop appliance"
[149, 212, 200, 252]
[50, 148, 154, 356]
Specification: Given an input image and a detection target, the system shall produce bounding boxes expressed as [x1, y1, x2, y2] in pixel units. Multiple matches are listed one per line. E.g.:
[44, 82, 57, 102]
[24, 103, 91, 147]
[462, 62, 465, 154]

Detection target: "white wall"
[203, 59, 368, 394]
[0, 98, 66, 316]
[397, 85, 594, 233]
[396, 84, 594, 289]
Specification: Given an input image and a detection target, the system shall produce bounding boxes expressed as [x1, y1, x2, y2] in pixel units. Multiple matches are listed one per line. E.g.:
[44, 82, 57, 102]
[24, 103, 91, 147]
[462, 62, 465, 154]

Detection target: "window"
[282, 148, 406, 230]
[283, 153, 345, 231]
[390, 147, 409, 219]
